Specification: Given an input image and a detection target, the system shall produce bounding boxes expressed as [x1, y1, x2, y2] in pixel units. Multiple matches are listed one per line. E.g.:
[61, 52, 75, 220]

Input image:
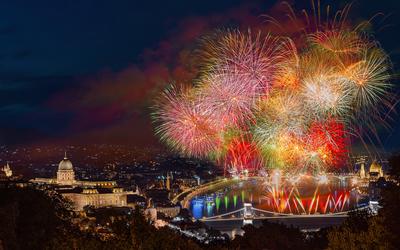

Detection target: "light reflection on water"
[190, 178, 366, 219]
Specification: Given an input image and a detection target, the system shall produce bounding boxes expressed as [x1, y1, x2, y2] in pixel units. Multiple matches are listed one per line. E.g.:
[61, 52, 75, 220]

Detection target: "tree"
[131, 206, 152, 249]
[377, 153, 400, 247]
[230, 221, 307, 250]
[388, 153, 400, 181]
[0, 187, 72, 250]
[327, 215, 390, 250]
[143, 227, 201, 250]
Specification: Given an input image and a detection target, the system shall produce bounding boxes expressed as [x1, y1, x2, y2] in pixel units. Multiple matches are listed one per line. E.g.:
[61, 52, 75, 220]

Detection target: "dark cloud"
[44, 1, 277, 147]
[0, 0, 399, 153]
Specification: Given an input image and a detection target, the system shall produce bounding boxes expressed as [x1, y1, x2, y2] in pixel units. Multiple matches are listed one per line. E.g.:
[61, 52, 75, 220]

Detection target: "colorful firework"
[152, 85, 221, 158]
[152, 2, 394, 175]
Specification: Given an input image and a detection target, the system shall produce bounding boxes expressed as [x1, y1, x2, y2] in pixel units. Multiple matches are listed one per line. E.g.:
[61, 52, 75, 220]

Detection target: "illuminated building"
[355, 156, 385, 181]
[155, 206, 180, 218]
[360, 163, 366, 179]
[30, 153, 139, 211]
[1, 163, 12, 178]
[369, 161, 384, 179]
[59, 187, 135, 211]
[144, 208, 157, 221]
[166, 172, 171, 190]
[56, 153, 75, 185]
[31, 153, 116, 187]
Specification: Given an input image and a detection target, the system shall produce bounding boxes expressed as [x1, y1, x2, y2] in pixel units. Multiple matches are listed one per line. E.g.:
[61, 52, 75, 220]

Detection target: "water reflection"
[190, 177, 365, 219]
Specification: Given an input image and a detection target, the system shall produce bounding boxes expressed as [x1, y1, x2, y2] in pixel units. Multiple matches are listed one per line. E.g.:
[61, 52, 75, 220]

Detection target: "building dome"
[369, 161, 382, 173]
[58, 153, 73, 171]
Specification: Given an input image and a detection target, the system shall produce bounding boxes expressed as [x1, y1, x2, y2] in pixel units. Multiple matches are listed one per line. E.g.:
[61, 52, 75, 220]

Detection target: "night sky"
[1, 0, 400, 153]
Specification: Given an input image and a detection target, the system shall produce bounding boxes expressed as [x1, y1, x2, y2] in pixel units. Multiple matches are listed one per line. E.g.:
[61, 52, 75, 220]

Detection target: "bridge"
[199, 202, 373, 224]
[173, 174, 361, 208]
[171, 175, 376, 227]
[172, 177, 246, 207]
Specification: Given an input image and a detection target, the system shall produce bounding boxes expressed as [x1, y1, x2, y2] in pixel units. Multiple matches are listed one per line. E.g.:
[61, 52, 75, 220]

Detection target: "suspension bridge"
[199, 202, 374, 224]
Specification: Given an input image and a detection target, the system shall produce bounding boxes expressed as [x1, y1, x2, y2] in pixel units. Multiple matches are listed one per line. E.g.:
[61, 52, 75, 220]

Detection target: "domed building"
[56, 153, 75, 185]
[369, 161, 384, 179]
[30, 152, 140, 210]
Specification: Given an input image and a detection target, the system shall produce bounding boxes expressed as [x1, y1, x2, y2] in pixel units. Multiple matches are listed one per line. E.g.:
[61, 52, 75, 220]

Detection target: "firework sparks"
[152, 86, 220, 158]
[152, 2, 394, 175]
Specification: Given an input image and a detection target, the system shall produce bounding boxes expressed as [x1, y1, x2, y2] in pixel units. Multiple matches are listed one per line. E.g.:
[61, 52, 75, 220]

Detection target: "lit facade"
[1, 163, 12, 178]
[30, 153, 139, 211]
[61, 188, 133, 211]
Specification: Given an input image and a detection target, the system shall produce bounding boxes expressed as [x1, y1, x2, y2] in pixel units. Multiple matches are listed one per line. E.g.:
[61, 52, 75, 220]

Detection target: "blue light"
[192, 198, 204, 219]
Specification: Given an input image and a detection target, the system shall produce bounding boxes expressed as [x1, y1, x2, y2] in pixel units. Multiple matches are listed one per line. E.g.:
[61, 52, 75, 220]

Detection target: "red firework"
[223, 135, 262, 173]
[307, 119, 349, 168]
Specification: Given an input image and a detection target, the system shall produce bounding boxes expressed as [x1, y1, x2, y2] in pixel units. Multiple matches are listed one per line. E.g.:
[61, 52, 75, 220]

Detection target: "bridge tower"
[243, 203, 253, 225]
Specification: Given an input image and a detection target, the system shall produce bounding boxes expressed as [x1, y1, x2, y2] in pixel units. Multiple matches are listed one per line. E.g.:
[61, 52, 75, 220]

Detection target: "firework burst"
[152, 86, 220, 158]
[152, 2, 394, 175]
